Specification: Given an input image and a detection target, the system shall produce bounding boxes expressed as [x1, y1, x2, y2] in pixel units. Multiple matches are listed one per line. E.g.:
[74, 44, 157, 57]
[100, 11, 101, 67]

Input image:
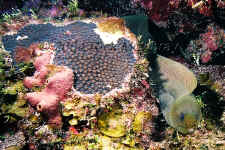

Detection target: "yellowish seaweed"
[132, 111, 152, 134]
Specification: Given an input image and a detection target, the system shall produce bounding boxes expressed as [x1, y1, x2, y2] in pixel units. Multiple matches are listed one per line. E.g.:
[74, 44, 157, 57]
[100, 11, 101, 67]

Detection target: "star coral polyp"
[2, 17, 138, 126]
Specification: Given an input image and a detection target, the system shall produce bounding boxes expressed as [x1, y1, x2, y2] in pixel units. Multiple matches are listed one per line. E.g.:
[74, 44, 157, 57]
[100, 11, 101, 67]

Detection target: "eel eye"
[180, 112, 185, 121]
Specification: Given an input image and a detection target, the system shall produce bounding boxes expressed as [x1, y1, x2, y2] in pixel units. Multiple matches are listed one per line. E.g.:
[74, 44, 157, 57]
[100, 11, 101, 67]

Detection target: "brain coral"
[2, 17, 138, 98]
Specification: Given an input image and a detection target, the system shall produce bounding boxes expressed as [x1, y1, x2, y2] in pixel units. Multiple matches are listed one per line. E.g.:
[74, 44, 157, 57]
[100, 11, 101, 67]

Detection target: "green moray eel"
[122, 15, 201, 133]
[151, 55, 201, 133]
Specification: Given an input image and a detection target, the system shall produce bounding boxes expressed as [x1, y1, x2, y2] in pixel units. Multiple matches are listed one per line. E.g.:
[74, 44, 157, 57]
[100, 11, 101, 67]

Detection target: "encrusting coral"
[2, 17, 138, 126]
[2, 17, 138, 98]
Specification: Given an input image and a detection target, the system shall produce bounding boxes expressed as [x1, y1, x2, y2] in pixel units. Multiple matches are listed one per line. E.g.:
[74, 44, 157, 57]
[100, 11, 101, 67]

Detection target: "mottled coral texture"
[2, 17, 138, 125]
[3, 18, 137, 96]
[53, 19, 137, 96]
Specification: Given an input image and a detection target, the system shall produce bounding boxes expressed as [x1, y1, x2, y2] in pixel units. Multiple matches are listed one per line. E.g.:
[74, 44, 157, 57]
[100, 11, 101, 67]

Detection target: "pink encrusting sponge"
[24, 66, 74, 126]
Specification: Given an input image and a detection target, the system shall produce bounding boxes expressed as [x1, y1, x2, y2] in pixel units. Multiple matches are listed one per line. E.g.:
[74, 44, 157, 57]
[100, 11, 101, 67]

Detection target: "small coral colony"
[0, 0, 225, 149]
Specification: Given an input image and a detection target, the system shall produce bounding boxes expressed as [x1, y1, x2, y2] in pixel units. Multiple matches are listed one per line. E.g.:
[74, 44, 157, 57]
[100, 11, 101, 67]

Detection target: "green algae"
[64, 144, 86, 150]
[2, 81, 25, 95]
[62, 97, 96, 126]
[132, 111, 152, 134]
[198, 73, 224, 93]
[99, 135, 143, 150]
[68, 118, 78, 125]
[97, 108, 127, 138]
[64, 133, 143, 150]
[0, 95, 29, 122]
[0, 49, 33, 125]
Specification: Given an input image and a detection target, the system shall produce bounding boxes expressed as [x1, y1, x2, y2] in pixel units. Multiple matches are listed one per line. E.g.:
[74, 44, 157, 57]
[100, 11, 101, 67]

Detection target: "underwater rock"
[149, 55, 201, 133]
[0, 131, 25, 150]
[34, 125, 59, 144]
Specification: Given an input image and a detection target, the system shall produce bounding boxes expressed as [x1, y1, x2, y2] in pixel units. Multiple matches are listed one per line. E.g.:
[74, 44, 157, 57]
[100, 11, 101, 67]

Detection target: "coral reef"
[1, 17, 139, 127]
[1, 92, 29, 120]
[97, 107, 132, 138]
[23, 46, 53, 88]
[78, 0, 146, 17]
[192, 65, 225, 99]
[0, 3, 224, 148]
[22, 43, 74, 126]
[0, 131, 25, 150]
[133, 0, 170, 21]
[132, 0, 225, 22]
[185, 23, 225, 64]
[2, 17, 138, 98]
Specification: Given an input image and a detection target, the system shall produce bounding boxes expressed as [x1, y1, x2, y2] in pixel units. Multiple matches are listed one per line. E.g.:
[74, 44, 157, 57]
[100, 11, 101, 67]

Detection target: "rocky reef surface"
[0, 2, 225, 149]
